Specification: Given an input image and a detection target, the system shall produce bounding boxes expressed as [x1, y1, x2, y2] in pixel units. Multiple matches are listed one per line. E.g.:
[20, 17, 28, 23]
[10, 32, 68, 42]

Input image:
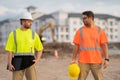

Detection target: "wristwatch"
[105, 58, 109, 61]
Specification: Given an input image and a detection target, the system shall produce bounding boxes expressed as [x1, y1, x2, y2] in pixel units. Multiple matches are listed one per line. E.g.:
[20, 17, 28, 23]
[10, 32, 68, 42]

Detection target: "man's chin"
[84, 24, 91, 27]
[25, 27, 30, 29]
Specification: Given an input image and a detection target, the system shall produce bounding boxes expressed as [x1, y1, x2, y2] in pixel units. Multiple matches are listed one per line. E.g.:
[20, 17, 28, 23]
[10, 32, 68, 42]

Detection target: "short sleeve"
[5, 32, 15, 52]
[100, 29, 108, 44]
[34, 33, 43, 51]
[73, 29, 81, 45]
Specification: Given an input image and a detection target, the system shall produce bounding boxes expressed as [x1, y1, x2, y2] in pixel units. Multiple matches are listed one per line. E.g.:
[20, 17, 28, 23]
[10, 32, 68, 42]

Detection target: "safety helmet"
[68, 63, 80, 79]
[20, 12, 33, 20]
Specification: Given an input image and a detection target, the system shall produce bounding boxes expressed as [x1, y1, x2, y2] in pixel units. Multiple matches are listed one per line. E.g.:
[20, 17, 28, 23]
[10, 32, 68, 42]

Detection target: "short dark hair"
[82, 11, 94, 20]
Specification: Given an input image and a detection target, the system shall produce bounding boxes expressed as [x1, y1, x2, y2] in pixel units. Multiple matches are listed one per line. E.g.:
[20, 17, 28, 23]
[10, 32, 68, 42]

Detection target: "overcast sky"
[0, 0, 120, 21]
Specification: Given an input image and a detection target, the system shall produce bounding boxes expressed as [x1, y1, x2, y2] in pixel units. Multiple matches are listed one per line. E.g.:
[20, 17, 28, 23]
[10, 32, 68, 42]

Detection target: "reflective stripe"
[13, 30, 35, 54]
[32, 31, 35, 39]
[98, 27, 101, 34]
[79, 28, 84, 48]
[13, 30, 17, 52]
[79, 27, 101, 51]
[14, 53, 34, 56]
[80, 28, 83, 37]
[80, 47, 101, 51]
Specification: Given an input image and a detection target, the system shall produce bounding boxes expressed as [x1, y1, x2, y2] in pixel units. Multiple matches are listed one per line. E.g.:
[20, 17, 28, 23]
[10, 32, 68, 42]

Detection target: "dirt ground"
[0, 52, 120, 80]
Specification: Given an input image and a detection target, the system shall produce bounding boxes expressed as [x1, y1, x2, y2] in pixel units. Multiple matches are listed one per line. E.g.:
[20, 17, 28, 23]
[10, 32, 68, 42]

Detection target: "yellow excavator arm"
[38, 21, 56, 42]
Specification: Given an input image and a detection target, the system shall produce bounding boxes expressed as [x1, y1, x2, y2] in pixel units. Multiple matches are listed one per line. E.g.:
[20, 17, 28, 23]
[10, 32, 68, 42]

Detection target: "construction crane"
[38, 20, 56, 43]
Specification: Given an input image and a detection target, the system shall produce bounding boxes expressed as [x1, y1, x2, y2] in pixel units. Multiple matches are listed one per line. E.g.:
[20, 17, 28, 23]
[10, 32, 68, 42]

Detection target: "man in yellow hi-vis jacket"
[5, 12, 43, 80]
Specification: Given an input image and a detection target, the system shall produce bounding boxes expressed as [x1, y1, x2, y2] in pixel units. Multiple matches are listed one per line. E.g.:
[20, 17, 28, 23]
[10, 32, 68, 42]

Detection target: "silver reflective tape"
[98, 27, 101, 34]
[80, 28, 83, 37]
[80, 27, 84, 48]
[13, 30, 17, 52]
[32, 31, 35, 39]
[80, 47, 101, 51]
[14, 53, 34, 56]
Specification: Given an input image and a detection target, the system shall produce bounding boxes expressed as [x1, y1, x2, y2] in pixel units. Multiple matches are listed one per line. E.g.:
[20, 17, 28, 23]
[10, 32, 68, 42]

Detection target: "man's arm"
[71, 44, 79, 64]
[101, 43, 109, 68]
[33, 50, 43, 64]
[8, 52, 15, 71]
[33, 33, 43, 64]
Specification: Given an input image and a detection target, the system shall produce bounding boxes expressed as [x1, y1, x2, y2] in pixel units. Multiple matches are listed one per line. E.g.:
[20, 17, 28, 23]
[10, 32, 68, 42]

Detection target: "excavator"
[38, 20, 74, 57]
[38, 20, 56, 43]
[38, 20, 58, 55]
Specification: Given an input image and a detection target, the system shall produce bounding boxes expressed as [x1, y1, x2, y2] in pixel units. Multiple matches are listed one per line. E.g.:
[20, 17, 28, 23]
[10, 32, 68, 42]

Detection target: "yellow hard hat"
[68, 63, 80, 79]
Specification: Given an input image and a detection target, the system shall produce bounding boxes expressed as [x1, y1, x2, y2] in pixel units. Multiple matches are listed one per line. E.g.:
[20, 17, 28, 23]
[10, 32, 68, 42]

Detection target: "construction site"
[0, 6, 120, 80]
[0, 20, 120, 80]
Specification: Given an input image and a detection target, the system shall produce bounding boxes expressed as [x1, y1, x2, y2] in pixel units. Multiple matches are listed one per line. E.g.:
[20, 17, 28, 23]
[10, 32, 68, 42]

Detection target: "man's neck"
[86, 23, 95, 28]
[20, 26, 28, 31]
[20, 26, 29, 31]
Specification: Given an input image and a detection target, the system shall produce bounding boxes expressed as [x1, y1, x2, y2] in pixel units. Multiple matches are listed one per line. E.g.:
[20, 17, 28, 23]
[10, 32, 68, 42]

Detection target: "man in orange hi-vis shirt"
[71, 11, 109, 80]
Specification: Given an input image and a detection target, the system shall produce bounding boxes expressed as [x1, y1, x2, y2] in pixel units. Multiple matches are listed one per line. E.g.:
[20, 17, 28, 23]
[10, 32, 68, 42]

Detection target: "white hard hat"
[20, 12, 33, 20]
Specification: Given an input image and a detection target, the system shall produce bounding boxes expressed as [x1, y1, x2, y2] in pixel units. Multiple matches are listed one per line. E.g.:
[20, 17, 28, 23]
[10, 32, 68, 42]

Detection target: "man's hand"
[8, 64, 15, 71]
[103, 60, 109, 69]
[71, 59, 76, 64]
[33, 59, 39, 64]
[33, 51, 42, 65]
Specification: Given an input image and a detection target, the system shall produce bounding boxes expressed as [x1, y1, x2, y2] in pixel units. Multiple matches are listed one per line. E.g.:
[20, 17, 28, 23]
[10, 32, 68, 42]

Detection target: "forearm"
[72, 44, 79, 61]
[101, 43, 109, 59]
[36, 50, 43, 61]
[72, 52, 77, 61]
[8, 52, 13, 65]
[7, 52, 15, 71]
[101, 43, 109, 68]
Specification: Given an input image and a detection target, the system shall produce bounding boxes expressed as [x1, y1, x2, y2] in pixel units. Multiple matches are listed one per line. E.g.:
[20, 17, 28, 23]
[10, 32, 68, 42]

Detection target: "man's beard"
[85, 23, 91, 27]
[24, 25, 31, 29]
[84, 22, 91, 27]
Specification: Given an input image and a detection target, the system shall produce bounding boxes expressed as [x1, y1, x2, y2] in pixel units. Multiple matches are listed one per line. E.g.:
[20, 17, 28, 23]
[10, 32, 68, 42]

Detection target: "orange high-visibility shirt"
[73, 26, 108, 63]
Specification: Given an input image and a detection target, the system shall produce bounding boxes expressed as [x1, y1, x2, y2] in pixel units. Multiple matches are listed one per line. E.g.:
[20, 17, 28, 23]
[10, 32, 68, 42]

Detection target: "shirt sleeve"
[100, 29, 108, 44]
[5, 32, 15, 52]
[34, 33, 43, 51]
[73, 29, 81, 45]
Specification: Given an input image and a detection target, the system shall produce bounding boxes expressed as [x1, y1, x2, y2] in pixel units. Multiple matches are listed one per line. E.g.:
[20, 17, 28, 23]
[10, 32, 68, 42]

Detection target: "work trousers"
[78, 63, 103, 80]
[13, 64, 37, 80]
